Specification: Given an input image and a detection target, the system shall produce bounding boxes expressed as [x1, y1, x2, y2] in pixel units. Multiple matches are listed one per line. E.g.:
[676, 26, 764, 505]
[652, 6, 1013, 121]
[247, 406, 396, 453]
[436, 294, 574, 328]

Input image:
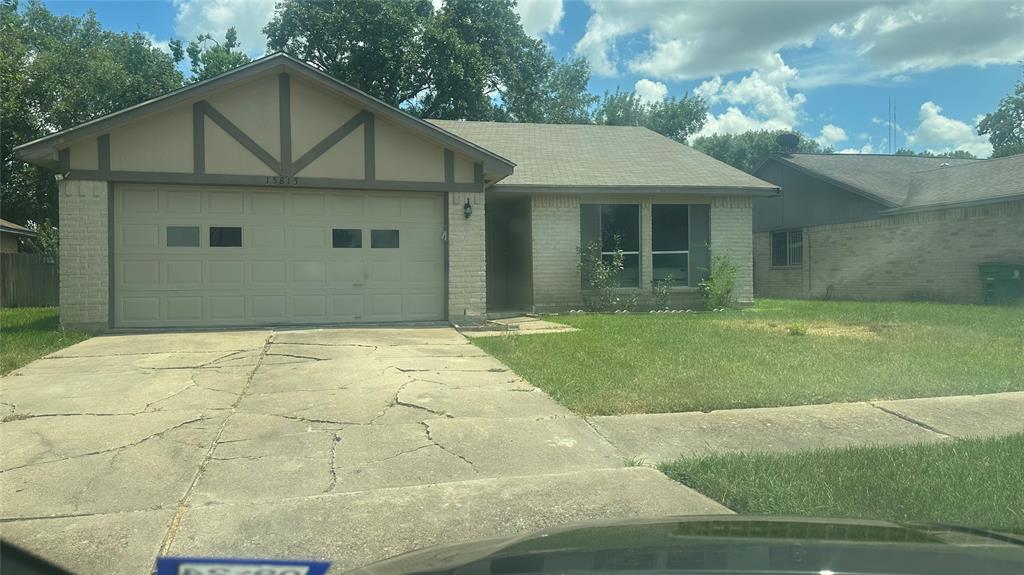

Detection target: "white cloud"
[172, 0, 276, 57]
[817, 124, 848, 147]
[516, 0, 564, 37]
[633, 78, 667, 104]
[839, 143, 876, 154]
[142, 31, 173, 55]
[694, 54, 807, 138]
[904, 101, 992, 157]
[574, 1, 1024, 89]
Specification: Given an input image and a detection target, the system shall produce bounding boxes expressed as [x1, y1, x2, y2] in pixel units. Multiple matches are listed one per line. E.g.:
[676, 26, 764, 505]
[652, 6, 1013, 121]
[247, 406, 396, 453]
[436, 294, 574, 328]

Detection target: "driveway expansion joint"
[869, 402, 953, 438]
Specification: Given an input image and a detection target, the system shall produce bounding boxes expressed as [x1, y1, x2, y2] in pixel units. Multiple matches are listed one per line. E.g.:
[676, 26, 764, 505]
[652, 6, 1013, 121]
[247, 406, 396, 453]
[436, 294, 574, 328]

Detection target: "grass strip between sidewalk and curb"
[659, 433, 1024, 534]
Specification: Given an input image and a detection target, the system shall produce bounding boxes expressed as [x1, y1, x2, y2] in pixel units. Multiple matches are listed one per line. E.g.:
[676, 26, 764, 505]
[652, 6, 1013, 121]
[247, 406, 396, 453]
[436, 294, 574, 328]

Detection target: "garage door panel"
[114, 186, 444, 328]
[209, 261, 245, 284]
[166, 297, 203, 320]
[209, 296, 246, 320]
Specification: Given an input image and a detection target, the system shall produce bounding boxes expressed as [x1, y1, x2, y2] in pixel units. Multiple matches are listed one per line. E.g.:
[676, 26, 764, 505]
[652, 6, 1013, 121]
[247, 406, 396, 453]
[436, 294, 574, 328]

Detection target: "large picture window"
[772, 230, 803, 267]
[652, 204, 688, 285]
[580, 204, 640, 287]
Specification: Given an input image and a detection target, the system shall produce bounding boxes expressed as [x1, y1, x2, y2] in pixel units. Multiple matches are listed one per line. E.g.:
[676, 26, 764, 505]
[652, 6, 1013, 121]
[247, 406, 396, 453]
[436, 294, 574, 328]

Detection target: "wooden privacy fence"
[0, 253, 59, 308]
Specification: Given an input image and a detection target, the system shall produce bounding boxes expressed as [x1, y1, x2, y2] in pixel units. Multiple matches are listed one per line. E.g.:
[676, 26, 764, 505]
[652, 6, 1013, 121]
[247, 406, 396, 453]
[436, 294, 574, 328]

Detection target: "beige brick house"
[16, 53, 776, 331]
[753, 153, 1024, 303]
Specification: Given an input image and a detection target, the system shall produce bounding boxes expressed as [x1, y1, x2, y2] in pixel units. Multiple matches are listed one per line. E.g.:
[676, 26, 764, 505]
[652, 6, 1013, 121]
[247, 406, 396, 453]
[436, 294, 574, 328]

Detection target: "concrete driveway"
[0, 327, 727, 574]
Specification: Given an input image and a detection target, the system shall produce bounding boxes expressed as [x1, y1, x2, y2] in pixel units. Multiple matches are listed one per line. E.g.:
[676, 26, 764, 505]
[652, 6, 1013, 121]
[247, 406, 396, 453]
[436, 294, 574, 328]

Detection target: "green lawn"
[472, 299, 1024, 415]
[0, 307, 92, 374]
[660, 434, 1024, 534]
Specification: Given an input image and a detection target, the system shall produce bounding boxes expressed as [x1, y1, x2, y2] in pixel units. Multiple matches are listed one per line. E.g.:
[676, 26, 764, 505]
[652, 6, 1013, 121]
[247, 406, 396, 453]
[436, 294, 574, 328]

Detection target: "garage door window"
[371, 229, 399, 248]
[166, 226, 200, 247]
[332, 229, 362, 248]
[210, 226, 242, 247]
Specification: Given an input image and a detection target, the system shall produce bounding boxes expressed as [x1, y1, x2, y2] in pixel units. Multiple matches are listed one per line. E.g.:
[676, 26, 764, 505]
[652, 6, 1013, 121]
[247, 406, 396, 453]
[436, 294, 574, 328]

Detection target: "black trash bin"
[978, 263, 1023, 305]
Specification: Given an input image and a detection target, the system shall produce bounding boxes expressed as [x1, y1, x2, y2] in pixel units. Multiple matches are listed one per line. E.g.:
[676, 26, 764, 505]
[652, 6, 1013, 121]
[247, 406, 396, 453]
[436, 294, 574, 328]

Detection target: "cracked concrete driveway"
[0, 327, 727, 574]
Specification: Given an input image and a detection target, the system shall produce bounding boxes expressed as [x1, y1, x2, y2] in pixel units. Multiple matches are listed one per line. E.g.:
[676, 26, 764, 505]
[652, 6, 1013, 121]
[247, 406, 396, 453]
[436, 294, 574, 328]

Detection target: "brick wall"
[710, 196, 754, 303]
[59, 179, 109, 330]
[448, 191, 487, 318]
[530, 194, 582, 311]
[529, 193, 755, 310]
[753, 199, 1024, 302]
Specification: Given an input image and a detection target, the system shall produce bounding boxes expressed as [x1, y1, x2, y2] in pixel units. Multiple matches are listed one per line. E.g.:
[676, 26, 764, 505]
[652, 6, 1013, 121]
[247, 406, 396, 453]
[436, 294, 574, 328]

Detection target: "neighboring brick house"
[0, 219, 37, 253]
[753, 153, 1024, 303]
[15, 53, 776, 331]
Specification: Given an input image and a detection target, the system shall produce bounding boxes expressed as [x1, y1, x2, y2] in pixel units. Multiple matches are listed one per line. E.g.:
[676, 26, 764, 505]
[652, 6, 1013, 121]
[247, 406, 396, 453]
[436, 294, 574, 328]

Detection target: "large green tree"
[976, 71, 1024, 158]
[170, 27, 251, 83]
[594, 89, 708, 144]
[691, 130, 831, 174]
[1, 0, 183, 226]
[264, 0, 592, 122]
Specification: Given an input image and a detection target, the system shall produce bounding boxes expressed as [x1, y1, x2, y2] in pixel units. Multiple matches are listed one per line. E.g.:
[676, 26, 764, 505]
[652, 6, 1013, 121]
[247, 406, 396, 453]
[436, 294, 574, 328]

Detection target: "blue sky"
[48, 0, 1024, 157]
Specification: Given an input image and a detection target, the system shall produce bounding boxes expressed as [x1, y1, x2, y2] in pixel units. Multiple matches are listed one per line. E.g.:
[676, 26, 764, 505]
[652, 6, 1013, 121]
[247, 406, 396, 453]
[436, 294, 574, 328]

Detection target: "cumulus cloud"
[817, 124, 849, 147]
[574, 1, 1024, 88]
[173, 0, 276, 57]
[839, 143, 876, 154]
[634, 78, 668, 104]
[904, 101, 992, 157]
[694, 54, 807, 138]
[516, 0, 564, 37]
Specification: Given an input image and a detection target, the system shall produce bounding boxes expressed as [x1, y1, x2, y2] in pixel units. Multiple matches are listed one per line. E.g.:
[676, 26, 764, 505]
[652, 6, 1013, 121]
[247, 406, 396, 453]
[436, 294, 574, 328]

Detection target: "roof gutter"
[489, 184, 781, 197]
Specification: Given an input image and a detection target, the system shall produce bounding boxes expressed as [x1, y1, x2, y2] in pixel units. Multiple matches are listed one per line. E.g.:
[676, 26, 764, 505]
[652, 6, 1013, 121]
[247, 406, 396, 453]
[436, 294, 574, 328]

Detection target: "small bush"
[578, 237, 638, 312]
[652, 274, 674, 310]
[699, 254, 739, 309]
[787, 323, 807, 336]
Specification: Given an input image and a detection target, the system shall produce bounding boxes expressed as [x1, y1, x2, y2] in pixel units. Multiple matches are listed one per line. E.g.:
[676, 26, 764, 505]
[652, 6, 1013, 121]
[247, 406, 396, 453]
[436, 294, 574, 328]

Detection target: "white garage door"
[113, 184, 445, 328]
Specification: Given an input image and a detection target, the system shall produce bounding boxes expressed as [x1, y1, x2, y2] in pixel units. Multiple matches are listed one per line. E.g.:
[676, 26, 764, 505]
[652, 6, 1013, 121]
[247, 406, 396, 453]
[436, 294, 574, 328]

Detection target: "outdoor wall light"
[463, 198, 473, 218]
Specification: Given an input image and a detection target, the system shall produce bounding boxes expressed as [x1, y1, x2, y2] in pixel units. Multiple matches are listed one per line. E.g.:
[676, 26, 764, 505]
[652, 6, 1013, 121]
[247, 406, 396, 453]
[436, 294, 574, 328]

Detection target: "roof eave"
[489, 184, 780, 197]
[880, 194, 1024, 215]
[769, 156, 902, 209]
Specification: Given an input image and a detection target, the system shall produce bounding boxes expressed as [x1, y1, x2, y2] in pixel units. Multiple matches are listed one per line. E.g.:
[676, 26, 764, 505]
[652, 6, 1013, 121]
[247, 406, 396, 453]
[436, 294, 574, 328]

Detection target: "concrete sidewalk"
[588, 391, 1024, 464]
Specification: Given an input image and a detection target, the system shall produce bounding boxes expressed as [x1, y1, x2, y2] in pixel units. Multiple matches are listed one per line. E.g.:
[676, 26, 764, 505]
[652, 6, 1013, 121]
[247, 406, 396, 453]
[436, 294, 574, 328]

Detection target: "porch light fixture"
[463, 198, 473, 218]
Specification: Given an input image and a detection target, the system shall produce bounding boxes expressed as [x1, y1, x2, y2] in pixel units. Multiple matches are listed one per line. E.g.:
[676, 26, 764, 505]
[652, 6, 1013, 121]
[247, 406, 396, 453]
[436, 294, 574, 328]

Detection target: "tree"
[171, 27, 251, 82]
[594, 89, 708, 144]
[691, 130, 831, 173]
[977, 71, 1024, 158]
[264, 0, 592, 122]
[895, 148, 977, 159]
[1, 0, 183, 225]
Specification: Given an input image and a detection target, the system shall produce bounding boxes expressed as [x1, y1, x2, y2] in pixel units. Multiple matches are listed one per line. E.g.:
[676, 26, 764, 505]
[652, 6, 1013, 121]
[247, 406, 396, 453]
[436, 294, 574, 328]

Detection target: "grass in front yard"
[0, 307, 92, 374]
[660, 433, 1024, 534]
[471, 299, 1024, 415]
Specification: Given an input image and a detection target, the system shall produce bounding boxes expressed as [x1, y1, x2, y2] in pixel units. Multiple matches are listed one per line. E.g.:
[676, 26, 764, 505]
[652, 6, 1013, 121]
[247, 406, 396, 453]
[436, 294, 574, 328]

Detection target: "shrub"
[652, 274, 674, 310]
[699, 254, 739, 309]
[578, 237, 637, 312]
[787, 323, 807, 336]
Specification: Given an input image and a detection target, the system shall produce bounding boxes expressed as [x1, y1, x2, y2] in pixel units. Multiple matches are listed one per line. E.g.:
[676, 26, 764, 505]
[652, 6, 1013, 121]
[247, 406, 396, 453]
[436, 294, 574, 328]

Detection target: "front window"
[652, 204, 688, 285]
[772, 230, 803, 266]
[581, 204, 640, 287]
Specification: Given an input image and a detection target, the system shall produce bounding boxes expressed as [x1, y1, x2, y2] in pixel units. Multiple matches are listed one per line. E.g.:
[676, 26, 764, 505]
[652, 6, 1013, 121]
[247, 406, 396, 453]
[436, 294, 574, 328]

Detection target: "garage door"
[113, 184, 445, 328]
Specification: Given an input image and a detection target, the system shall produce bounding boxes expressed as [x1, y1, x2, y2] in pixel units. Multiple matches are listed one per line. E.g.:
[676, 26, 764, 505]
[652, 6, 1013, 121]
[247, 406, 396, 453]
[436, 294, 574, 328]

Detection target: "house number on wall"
[266, 176, 299, 186]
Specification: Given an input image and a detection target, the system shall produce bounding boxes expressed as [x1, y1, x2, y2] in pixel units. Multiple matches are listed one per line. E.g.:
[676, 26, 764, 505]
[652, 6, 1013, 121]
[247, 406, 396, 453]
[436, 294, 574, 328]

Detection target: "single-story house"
[0, 218, 37, 253]
[752, 153, 1024, 302]
[15, 53, 777, 331]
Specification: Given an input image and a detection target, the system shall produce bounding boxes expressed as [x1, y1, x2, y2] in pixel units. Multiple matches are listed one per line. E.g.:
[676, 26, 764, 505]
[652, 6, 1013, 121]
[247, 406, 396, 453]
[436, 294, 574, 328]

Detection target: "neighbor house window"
[772, 230, 803, 266]
[652, 204, 688, 285]
[371, 229, 399, 248]
[166, 226, 200, 247]
[332, 229, 362, 248]
[210, 226, 242, 247]
[580, 204, 640, 287]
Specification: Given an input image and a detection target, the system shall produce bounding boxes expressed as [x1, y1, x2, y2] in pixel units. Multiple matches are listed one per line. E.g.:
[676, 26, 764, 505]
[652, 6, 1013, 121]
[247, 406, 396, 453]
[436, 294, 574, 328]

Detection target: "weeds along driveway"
[0, 327, 727, 575]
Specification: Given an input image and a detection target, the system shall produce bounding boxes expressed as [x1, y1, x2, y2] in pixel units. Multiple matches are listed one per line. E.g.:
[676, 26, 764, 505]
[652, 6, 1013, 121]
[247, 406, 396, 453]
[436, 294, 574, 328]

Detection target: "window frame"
[651, 203, 690, 287]
[592, 203, 641, 288]
[771, 229, 803, 267]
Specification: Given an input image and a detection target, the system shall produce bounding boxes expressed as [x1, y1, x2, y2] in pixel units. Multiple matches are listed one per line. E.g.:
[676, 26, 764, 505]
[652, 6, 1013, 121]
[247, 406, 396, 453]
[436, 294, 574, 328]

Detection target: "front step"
[170, 467, 732, 572]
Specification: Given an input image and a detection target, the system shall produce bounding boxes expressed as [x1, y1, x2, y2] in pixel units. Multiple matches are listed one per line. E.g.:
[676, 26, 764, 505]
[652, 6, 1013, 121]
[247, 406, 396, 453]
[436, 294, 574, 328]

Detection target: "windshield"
[1, 1, 1022, 574]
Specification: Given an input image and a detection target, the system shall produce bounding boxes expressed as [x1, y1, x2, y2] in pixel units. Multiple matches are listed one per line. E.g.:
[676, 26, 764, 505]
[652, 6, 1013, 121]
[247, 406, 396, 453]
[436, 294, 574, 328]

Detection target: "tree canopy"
[894, 148, 977, 159]
[976, 71, 1024, 158]
[594, 89, 708, 144]
[171, 27, 251, 83]
[691, 130, 832, 173]
[1, 0, 183, 225]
